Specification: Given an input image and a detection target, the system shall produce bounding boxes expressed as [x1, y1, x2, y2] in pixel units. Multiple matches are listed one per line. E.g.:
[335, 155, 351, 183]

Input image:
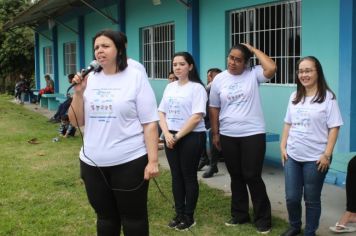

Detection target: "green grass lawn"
[0, 95, 288, 235]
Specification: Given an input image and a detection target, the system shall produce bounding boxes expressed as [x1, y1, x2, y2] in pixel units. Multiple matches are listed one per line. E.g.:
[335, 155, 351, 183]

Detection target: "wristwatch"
[172, 133, 178, 141]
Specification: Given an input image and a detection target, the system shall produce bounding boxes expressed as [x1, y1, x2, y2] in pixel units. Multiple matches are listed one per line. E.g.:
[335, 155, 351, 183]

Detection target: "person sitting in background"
[59, 114, 76, 138]
[37, 74, 54, 104]
[14, 74, 30, 104]
[48, 74, 75, 123]
[329, 155, 356, 234]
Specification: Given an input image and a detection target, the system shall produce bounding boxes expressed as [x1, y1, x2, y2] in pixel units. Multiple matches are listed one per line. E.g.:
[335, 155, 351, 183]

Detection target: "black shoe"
[257, 226, 271, 234]
[168, 214, 183, 229]
[175, 215, 196, 231]
[202, 165, 218, 178]
[197, 158, 209, 171]
[280, 227, 301, 236]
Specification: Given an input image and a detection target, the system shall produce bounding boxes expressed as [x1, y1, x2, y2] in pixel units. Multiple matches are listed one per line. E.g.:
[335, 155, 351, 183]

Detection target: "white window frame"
[230, 0, 301, 84]
[142, 23, 175, 79]
[44, 46, 53, 74]
[64, 42, 77, 75]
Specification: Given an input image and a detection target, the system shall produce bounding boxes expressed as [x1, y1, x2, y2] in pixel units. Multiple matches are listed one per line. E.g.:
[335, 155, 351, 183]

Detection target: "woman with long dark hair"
[158, 51, 207, 231]
[280, 56, 343, 236]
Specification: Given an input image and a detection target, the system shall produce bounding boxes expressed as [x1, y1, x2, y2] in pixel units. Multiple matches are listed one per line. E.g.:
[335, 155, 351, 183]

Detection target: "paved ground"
[20, 101, 349, 236]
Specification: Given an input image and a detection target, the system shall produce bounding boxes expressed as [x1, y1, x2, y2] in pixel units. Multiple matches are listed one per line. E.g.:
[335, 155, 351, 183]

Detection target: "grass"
[0, 95, 288, 235]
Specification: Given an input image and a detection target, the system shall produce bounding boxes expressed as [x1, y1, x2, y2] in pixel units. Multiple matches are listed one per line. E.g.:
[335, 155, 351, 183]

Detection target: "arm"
[68, 74, 87, 127]
[142, 122, 159, 180]
[242, 43, 277, 79]
[280, 123, 291, 166]
[158, 111, 175, 149]
[317, 127, 340, 172]
[209, 107, 221, 150]
[174, 113, 203, 141]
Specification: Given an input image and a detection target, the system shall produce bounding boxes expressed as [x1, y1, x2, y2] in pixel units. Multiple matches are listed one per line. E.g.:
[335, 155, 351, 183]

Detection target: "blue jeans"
[284, 157, 328, 236]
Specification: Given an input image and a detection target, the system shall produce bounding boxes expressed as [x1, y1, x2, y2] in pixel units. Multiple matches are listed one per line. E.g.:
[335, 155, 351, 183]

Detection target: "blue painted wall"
[33, 0, 354, 163]
[57, 19, 78, 94]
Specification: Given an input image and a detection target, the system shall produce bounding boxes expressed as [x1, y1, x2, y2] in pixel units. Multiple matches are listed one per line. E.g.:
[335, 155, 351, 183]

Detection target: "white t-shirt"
[284, 91, 343, 162]
[158, 81, 207, 132]
[128, 58, 147, 76]
[209, 66, 268, 137]
[79, 67, 159, 167]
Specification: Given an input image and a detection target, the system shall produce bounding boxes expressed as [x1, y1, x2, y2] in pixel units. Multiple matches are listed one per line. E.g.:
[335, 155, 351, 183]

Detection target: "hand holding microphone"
[67, 60, 101, 93]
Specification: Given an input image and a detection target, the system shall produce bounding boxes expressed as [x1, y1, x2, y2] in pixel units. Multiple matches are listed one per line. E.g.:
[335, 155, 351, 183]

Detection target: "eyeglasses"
[296, 69, 316, 76]
[227, 55, 244, 64]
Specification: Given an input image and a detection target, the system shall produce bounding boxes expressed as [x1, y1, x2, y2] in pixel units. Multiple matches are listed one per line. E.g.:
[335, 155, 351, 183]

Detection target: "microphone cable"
[68, 86, 196, 235]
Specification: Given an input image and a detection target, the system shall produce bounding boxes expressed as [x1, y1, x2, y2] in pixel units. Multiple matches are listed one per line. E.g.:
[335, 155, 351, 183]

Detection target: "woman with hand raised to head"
[209, 43, 276, 234]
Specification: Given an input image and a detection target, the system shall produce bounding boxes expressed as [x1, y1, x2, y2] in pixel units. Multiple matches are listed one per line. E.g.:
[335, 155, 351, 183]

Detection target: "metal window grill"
[64, 42, 77, 75]
[230, 0, 301, 84]
[142, 23, 175, 79]
[44, 47, 53, 74]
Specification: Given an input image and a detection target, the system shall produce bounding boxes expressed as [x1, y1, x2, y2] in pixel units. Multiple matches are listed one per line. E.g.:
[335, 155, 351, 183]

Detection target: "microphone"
[67, 60, 101, 91]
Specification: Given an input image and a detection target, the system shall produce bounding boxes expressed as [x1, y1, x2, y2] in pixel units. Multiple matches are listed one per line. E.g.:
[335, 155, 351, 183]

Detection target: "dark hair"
[93, 29, 127, 72]
[293, 56, 335, 104]
[118, 31, 128, 44]
[172, 52, 204, 86]
[61, 114, 69, 122]
[207, 68, 222, 74]
[67, 73, 75, 83]
[44, 74, 51, 80]
[229, 44, 254, 66]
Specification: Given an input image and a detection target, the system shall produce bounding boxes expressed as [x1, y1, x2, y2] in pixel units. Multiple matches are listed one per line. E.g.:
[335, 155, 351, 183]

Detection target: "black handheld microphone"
[67, 60, 101, 91]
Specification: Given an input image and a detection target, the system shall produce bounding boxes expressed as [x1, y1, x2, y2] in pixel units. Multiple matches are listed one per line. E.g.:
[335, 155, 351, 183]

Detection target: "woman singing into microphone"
[68, 29, 159, 236]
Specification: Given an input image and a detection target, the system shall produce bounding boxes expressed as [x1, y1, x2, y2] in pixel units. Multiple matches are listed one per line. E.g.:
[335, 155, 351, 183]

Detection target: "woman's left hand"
[316, 155, 330, 172]
[144, 161, 160, 180]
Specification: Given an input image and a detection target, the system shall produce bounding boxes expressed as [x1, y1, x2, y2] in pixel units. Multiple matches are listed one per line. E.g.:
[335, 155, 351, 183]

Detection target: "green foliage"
[0, 0, 34, 93]
[0, 95, 288, 235]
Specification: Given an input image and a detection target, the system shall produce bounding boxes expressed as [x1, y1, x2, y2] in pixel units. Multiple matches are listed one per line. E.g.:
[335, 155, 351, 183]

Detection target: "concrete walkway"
[21, 101, 348, 236]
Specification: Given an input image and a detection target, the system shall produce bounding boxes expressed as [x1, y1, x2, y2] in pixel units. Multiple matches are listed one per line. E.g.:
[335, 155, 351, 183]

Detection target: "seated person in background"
[14, 74, 30, 104]
[329, 155, 356, 233]
[37, 74, 54, 104]
[59, 114, 76, 138]
[48, 74, 75, 123]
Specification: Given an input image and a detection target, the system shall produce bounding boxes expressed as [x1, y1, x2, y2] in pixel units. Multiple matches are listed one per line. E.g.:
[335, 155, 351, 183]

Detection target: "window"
[230, 0, 301, 84]
[64, 42, 77, 75]
[142, 23, 175, 79]
[44, 47, 53, 74]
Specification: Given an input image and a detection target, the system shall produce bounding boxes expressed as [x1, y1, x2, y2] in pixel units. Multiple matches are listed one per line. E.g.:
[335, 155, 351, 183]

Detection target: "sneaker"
[175, 215, 196, 231]
[225, 218, 239, 226]
[225, 218, 250, 226]
[257, 227, 271, 234]
[168, 215, 183, 229]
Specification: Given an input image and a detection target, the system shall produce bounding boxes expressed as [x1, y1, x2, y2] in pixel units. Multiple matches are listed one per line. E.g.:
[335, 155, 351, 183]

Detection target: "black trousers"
[165, 131, 205, 217]
[80, 155, 149, 236]
[346, 156, 356, 212]
[220, 133, 271, 228]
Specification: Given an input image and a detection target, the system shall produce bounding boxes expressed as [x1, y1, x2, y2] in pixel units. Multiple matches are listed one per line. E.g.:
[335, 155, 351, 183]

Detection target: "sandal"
[329, 222, 356, 233]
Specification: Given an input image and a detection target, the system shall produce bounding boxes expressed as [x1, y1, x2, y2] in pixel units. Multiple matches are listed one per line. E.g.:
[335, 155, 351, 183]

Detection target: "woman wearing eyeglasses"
[209, 43, 276, 234]
[280, 56, 343, 236]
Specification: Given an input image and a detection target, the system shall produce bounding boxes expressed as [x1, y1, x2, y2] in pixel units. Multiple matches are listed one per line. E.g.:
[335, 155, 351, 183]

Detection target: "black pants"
[80, 155, 149, 236]
[54, 98, 72, 120]
[347, 156, 356, 212]
[165, 131, 205, 217]
[220, 133, 271, 228]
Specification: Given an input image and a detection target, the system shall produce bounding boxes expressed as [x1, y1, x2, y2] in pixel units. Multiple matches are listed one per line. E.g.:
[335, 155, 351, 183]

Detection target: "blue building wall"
[33, 0, 354, 166]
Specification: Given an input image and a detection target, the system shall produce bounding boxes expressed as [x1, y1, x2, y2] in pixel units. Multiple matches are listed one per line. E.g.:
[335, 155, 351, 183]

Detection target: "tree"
[0, 0, 34, 94]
